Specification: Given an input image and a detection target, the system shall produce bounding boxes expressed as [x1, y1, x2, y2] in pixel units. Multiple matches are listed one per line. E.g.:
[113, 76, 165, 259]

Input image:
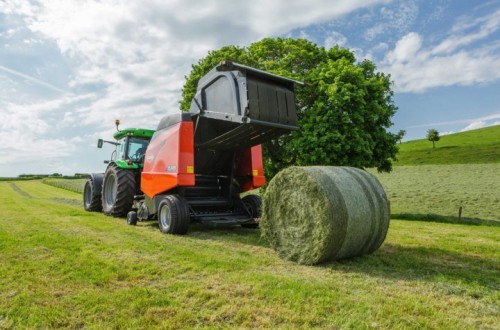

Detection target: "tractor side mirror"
[97, 139, 103, 148]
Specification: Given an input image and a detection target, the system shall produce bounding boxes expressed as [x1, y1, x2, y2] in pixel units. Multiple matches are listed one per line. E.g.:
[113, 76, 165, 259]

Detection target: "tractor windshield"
[127, 137, 150, 162]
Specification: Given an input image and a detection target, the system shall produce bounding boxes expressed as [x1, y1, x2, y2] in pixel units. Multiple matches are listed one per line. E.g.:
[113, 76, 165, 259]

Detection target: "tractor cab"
[112, 129, 154, 167]
[97, 125, 155, 169]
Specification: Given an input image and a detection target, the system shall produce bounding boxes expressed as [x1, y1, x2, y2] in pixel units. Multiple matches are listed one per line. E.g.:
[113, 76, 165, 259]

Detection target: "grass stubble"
[0, 181, 498, 329]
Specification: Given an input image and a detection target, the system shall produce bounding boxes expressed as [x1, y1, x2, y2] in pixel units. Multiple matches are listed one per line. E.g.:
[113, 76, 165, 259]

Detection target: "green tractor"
[83, 120, 154, 218]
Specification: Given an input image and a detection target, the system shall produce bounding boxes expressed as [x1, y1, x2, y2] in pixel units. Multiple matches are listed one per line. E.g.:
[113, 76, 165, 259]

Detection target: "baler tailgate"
[190, 61, 302, 152]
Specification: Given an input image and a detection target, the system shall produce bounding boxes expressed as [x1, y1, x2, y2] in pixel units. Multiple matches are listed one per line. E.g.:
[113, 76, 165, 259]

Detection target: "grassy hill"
[395, 125, 500, 165]
[1, 181, 499, 329]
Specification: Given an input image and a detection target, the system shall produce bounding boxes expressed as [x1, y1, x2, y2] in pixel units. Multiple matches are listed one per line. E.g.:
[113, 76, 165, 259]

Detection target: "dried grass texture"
[261, 166, 390, 265]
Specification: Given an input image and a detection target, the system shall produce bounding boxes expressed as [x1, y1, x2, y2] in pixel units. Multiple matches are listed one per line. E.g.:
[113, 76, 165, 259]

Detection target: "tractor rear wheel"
[241, 194, 262, 228]
[158, 195, 190, 235]
[83, 178, 102, 212]
[101, 164, 136, 217]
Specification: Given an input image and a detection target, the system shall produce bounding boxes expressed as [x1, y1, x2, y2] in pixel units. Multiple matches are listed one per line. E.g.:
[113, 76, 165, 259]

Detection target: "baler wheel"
[127, 211, 138, 226]
[101, 164, 135, 217]
[83, 178, 102, 212]
[158, 195, 190, 235]
[241, 194, 262, 228]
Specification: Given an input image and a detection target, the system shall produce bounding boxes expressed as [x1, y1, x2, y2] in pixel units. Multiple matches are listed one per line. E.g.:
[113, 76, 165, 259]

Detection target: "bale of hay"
[261, 166, 390, 265]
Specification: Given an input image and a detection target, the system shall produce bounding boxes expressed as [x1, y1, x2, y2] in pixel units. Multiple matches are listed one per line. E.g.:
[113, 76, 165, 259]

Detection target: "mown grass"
[369, 163, 500, 224]
[396, 125, 500, 166]
[1, 181, 499, 329]
[43, 178, 86, 194]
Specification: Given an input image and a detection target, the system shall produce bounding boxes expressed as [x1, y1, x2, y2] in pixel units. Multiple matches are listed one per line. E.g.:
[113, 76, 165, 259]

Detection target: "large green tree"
[181, 38, 398, 178]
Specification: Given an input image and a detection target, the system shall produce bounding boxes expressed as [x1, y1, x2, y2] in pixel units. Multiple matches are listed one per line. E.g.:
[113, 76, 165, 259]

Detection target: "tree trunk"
[432, 140, 435, 148]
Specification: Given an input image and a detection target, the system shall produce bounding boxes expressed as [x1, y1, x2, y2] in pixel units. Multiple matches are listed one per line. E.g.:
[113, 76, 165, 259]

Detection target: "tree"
[427, 129, 440, 148]
[395, 129, 406, 144]
[181, 38, 398, 179]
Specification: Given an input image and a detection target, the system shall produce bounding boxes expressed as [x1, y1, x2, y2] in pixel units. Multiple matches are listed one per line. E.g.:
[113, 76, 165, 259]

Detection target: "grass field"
[396, 125, 500, 166]
[1, 180, 499, 329]
[43, 178, 86, 194]
[369, 163, 500, 224]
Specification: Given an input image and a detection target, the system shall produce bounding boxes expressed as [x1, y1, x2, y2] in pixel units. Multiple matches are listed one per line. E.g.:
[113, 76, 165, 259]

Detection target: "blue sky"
[0, 0, 499, 176]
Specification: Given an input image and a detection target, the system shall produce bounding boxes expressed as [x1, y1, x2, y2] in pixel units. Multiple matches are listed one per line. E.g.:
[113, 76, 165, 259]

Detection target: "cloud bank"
[381, 9, 500, 93]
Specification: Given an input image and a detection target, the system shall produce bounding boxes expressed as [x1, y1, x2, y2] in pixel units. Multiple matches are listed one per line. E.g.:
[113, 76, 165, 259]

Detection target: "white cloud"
[406, 111, 500, 130]
[382, 9, 500, 93]
[324, 31, 347, 48]
[386, 32, 422, 63]
[364, 0, 418, 41]
[432, 10, 500, 55]
[461, 120, 486, 132]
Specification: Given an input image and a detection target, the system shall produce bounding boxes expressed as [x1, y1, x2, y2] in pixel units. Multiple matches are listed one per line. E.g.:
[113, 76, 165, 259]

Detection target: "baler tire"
[158, 195, 190, 235]
[83, 178, 102, 212]
[241, 194, 262, 228]
[101, 164, 136, 217]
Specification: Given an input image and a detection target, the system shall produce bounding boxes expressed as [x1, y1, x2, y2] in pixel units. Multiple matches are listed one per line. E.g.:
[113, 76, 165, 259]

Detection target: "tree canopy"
[427, 129, 440, 148]
[396, 129, 406, 144]
[181, 38, 398, 178]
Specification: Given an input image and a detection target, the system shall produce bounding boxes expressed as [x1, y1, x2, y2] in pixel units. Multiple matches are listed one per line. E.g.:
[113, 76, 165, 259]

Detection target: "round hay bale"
[261, 166, 390, 265]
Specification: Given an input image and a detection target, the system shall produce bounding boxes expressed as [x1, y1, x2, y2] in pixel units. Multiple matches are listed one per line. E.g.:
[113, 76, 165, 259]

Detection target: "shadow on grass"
[139, 220, 269, 247]
[322, 243, 499, 291]
[436, 145, 459, 150]
[187, 223, 269, 247]
[392, 213, 499, 227]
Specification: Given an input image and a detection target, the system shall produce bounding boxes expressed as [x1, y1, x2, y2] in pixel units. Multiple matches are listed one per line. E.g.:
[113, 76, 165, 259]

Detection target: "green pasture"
[396, 125, 500, 166]
[0, 180, 499, 329]
[369, 163, 500, 224]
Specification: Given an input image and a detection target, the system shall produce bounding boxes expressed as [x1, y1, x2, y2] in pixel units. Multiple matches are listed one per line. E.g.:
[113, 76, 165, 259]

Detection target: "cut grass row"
[42, 178, 86, 194]
[369, 163, 500, 224]
[1, 181, 499, 329]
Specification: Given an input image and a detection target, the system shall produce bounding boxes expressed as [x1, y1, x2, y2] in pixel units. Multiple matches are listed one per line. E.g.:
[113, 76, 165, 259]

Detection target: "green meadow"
[369, 163, 500, 225]
[1, 181, 499, 329]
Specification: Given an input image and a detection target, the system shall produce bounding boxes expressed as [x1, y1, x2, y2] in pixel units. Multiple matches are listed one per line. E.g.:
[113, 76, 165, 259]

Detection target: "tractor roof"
[113, 128, 155, 140]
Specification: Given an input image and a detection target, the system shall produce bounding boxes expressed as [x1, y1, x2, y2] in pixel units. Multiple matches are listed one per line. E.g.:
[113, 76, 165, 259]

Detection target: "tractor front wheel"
[102, 164, 136, 217]
[158, 195, 190, 235]
[83, 178, 102, 212]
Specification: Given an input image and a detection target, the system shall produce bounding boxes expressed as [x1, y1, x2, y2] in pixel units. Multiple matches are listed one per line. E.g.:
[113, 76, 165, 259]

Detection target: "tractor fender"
[88, 173, 104, 193]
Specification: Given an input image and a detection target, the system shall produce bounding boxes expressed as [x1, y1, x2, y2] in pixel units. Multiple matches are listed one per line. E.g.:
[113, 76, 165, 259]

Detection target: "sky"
[0, 0, 499, 176]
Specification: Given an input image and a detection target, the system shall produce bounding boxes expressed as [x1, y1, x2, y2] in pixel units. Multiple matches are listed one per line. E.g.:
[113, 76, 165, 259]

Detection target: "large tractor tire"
[158, 195, 190, 235]
[83, 178, 102, 212]
[241, 194, 262, 228]
[101, 164, 136, 217]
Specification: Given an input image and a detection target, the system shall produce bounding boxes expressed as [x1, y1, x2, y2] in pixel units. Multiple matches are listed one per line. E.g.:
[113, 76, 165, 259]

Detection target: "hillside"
[395, 125, 500, 165]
